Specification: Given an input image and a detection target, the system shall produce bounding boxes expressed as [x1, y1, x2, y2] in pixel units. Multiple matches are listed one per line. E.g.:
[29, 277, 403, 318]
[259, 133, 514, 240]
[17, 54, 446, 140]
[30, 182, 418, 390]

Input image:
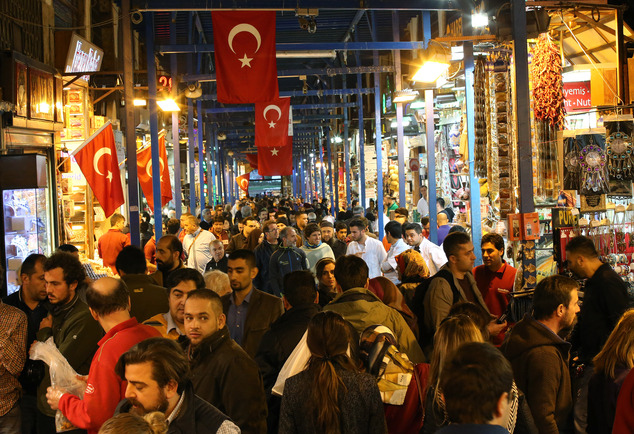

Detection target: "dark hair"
[110, 213, 125, 226]
[532, 275, 579, 321]
[165, 268, 205, 292]
[227, 249, 257, 269]
[115, 246, 147, 275]
[283, 271, 317, 307]
[319, 220, 334, 229]
[348, 217, 368, 231]
[262, 220, 277, 232]
[437, 197, 446, 207]
[315, 257, 336, 278]
[213, 216, 224, 224]
[43, 252, 85, 287]
[295, 210, 307, 218]
[276, 217, 289, 226]
[157, 235, 183, 256]
[20, 253, 46, 277]
[115, 337, 190, 394]
[306, 312, 358, 433]
[443, 232, 472, 259]
[245, 228, 263, 251]
[394, 207, 409, 218]
[57, 244, 79, 254]
[140, 222, 150, 233]
[242, 216, 258, 225]
[186, 288, 223, 318]
[440, 342, 513, 424]
[335, 222, 348, 232]
[334, 255, 368, 291]
[166, 218, 181, 235]
[304, 223, 321, 238]
[481, 233, 504, 251]
[449, 302, 491, 341]
[448, 225, 466, 234]
[565, 235, 599, 258]
[421, 217, 430, 226]
[86, 278, 130, 316]
[402, 222, 422, 234]
[384, 221, 403, 239]
[99, 412, 167, 434]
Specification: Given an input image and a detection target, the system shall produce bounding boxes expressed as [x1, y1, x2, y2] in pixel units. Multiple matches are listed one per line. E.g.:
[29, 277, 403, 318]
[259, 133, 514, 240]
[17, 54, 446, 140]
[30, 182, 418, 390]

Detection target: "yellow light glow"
[412, 61, 450, 83]
[393, 94, 417, 103]
[133, 99, 147, 107]
[39, 102, 51, 113]
[157, 98, 180, 112]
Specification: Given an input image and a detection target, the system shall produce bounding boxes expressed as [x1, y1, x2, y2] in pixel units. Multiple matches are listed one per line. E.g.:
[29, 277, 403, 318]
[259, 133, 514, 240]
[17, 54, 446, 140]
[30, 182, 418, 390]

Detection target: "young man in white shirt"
[380, 221, 411, 284]
[403, 222, 447, 275]
[346, 217, 387, 279]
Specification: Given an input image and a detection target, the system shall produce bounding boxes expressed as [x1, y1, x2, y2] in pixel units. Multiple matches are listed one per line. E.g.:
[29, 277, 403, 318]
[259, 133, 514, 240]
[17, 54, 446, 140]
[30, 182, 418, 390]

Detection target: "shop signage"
[409, 158, 420, 172]
[64, 33, 103, 82]
[552, 208, 578, 229]
[563, 81, 591, 112]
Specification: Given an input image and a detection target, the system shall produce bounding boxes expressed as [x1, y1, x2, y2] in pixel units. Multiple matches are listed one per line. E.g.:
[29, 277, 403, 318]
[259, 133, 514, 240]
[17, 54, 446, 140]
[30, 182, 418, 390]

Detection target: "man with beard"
[150, 235, 185, 287]
[501, 275, 580, 433]
[144, 268, 205, 339]
[114, 337, 239, 433]
[226, 217, 258, 254]
[345, 217, 387, 279]
[36, 253, 102, 434]
[3, 253, 48, 433]
[222, 250, 284, 358]
[45, 277, 159, 433]
[253, 220, 279, 295]
[319, 221, 346, 259]
[210, 216, 231, 249]
[565, 235, 629, 433]
[183, 289, 267, 433]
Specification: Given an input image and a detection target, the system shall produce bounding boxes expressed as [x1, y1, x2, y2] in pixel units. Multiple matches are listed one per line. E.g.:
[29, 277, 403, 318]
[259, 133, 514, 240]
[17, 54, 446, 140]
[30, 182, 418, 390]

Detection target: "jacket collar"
[188, 326, 231, 361]
[49, 293, 80, 317]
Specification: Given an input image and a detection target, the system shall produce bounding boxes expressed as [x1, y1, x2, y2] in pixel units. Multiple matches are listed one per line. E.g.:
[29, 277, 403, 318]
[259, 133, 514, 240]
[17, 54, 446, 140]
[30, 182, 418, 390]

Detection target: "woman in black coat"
[279, 311, 387, 434]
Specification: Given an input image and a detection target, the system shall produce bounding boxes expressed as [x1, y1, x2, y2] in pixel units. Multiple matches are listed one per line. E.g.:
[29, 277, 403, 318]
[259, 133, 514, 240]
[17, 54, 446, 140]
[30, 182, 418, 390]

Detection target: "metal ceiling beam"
[572, 10, 634, 43]
[205, 102, 356, 114]
[184, 66, 393, 82]
[159, 41, 431, 55]
[200, 87, 374, 101]
[134, 0, 458, 11]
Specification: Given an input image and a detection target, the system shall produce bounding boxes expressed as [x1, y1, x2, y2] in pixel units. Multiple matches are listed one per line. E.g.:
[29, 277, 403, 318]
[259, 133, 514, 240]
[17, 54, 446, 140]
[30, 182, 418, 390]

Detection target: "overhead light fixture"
[393, 89, 419, 103]
[157, 90, 180, 112]
[390, 118, 411, 128]
[133, 98, 147, 107]
[277, 50, 336, 59]
[472, 12, 489, 28]
[412, 43, 451, 84]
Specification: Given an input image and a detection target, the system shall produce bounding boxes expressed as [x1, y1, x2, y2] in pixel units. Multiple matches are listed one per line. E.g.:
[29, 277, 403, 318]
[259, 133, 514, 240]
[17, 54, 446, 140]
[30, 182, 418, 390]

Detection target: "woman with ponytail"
[279, 311, 386, 434]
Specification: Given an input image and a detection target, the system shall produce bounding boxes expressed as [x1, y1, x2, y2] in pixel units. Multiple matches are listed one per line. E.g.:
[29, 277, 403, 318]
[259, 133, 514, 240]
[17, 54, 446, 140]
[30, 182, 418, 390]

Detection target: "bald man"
[436, 213, 451, 245]
[45, 277, 160, 433]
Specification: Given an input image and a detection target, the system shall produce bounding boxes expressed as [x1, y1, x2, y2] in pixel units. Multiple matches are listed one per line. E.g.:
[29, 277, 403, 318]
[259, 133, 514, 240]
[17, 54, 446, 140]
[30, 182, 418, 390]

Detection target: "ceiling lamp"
[156, 90, 180, 112]
[393, 89, 419, 103]
[412, 43, 451, 84]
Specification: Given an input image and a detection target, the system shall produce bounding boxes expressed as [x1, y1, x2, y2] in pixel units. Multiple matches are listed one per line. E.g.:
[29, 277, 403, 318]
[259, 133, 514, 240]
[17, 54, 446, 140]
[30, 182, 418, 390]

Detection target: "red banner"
[563, 81, 591, 112]
[212, 11, 278, 104]
[245, 153, 259, 170]
[237, 172, 250, 193]
[73, 122, 125, 217]
[258, 137, 292, 176]
[255, 98, 290, 148]
[137, 135, 173, 212]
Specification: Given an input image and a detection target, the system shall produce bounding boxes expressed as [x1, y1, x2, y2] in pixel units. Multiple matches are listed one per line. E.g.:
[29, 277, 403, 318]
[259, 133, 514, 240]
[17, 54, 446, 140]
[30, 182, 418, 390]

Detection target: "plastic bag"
[30, 337, 87, 432]
[272, 331, 310, 397]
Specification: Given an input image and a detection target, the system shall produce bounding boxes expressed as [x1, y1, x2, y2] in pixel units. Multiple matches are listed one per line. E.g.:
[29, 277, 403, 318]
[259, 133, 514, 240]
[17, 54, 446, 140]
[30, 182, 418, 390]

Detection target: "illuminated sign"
[64, 34, 103, 82]
[563, 81, 591, 112]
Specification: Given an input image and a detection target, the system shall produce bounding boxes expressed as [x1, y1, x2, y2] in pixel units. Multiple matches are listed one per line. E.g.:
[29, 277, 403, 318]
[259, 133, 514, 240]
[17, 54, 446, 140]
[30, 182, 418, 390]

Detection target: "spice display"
[494, 59, 513, 218]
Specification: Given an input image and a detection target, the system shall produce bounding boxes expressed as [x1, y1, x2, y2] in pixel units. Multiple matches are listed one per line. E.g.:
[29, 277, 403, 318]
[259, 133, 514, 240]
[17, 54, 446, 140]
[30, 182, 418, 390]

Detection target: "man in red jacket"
[45, 277, 159, 433]
[98, 213, 130, 274]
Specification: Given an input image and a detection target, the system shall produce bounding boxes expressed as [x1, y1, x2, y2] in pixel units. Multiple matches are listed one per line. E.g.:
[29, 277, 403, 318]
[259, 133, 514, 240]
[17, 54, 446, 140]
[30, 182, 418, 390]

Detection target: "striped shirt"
[0, 301, 27, 416]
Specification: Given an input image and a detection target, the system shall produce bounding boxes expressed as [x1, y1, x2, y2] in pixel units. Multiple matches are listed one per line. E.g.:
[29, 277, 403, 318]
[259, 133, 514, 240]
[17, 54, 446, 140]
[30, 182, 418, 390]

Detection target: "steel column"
[122, 0, 140, 246]
[393, 12, 406, 208]
[326, 129, 334, 215]
[145, 13, 164, 240]
[197, 101, 205, 206]
[206, 125, 213, 205]
[170, 15, 181, 219]
[319, 135, 326, 200]
[373, 24, 384, 240]
[299, 152, 305, 199]
[425, 90, 438, 244]
[463, 11, 482, 265]
[343, 91, 351, 208]
[187, 98, 196, 213]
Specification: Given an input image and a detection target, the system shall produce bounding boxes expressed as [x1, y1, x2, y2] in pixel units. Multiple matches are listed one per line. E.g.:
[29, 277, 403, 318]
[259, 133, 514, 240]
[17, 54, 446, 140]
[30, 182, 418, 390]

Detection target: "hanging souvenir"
[563, 137, 581, 190]
[579, 138, 609, 195]
[474, 56, 487, 179]
[605, 120, 634, 181]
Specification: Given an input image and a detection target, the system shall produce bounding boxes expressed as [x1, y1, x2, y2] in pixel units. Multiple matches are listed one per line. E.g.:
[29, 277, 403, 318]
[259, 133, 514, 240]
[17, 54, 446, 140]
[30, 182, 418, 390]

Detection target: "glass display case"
[3, 188, 52, 295]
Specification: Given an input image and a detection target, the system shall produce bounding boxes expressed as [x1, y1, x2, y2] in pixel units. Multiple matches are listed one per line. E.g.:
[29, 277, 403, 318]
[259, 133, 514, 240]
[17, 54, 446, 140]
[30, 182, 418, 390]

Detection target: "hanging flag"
[212, 11, 278, 104]
[137, 135, 173, 212]
[72, 122, 125, 217]
[255, 98, 290, 148]
[245, 153, 258, 170]
[258, 137, 292, 176]
[237, 172, 250, 193]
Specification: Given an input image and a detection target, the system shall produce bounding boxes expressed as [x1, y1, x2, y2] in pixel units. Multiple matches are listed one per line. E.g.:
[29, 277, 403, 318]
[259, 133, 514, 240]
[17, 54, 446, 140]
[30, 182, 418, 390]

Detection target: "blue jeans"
[0, 403, 21, 434]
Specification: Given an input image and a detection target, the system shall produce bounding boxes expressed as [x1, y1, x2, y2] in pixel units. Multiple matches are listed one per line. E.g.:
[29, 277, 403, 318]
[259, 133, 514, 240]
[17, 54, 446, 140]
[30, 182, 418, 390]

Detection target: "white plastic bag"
[272, 331, 310, 397]
[30, 337, 87, 432]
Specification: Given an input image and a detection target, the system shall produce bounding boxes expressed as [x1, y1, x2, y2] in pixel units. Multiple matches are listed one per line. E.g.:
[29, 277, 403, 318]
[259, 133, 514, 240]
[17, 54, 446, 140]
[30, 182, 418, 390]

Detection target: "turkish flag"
[237, 172, 250, 193]
[73, 122, 125, 217]
[212, 11, 278, 104]
[137, 135, 173, 212]
[258, 138, 292, 176]
[255, 98, 290, 148]
[245, 153, 258, 170]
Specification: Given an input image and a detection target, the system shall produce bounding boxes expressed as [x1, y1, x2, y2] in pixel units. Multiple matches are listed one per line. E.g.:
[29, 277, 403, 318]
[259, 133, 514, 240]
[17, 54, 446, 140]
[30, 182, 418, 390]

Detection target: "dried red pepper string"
[531, 34, 566, 128]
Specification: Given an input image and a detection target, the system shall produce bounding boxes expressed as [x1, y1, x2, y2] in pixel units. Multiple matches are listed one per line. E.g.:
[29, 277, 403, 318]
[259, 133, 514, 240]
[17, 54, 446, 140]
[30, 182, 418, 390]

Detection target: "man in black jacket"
[565, 235, 629, 433]
[183, 289, 267, 434]
[115, 337, 239, 433]
[320, 221, 347, 259]
[268, 227, 309, 297]
[255, 270, 320, 432]
[253, 220, 279, 294]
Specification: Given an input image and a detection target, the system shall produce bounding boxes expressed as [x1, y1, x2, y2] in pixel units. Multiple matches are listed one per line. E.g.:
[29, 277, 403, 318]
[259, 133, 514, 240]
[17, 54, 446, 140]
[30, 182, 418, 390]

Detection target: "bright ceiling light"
[410, 101, 425, 109]
[393, 89, 419, 103]
[157, 98, 180, 112]
[133, 99, 147, 107]
[472, 12, 489, 28]
[412, 43, 451, 84]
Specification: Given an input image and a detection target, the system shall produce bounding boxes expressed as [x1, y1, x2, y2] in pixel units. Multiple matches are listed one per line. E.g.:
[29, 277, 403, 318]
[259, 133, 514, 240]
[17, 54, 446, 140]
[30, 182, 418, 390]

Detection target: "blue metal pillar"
[354, 32, 366, 209]
[145, 12, 163, 239]
[187, 98, 196, 214]
[170, 14, 181, 219]
[233, 159, 238, 201]
[326, 128, 335, 215]
[300, 152, 306, 199]
[215, 135, 223, 204]
[319, 135, 326, 200]
[197, 101, 205, 207]
[425, 91, 438, 244]
[463, 10, 482, 265]
[393, 11, 406, 208]
[205, 125, 213, 206]
[343, 92, 351, 208]
[373, 41, 384, 238]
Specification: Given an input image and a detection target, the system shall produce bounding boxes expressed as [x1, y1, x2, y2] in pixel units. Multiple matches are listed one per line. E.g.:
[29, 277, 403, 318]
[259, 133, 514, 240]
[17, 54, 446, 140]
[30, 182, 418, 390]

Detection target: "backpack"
[411, 269, 461, 351]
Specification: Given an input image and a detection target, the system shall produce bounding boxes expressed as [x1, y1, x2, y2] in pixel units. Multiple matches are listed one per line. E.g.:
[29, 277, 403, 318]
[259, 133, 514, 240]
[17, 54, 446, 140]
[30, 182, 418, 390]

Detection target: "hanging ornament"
[605, 121, 633, 181]
[579, 138, 609, 195]
[563, 137, 581, 190]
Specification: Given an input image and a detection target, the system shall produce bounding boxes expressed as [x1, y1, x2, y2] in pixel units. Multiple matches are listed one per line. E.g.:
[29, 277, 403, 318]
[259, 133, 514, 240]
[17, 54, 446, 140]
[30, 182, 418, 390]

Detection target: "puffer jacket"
[268, 246, 309, 296]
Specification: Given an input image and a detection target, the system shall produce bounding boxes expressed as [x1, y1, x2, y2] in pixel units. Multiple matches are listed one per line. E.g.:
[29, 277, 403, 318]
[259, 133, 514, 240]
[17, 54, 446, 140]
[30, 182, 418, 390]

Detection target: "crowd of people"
[1, 194, 633, 434]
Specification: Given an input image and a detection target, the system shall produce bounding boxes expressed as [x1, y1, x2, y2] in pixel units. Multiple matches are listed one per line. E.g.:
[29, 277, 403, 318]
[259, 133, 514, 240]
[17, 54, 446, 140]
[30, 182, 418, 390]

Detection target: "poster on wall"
[15, 61, 27, 117]
[29, 68, 54, 121]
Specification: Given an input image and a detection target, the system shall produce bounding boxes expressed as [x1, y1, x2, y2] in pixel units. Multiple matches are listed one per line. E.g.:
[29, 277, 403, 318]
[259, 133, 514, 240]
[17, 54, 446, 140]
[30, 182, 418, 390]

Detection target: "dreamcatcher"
[605, 120, 633, 180]
[579, 137, 609, 195]
[563, 137, 581, 190]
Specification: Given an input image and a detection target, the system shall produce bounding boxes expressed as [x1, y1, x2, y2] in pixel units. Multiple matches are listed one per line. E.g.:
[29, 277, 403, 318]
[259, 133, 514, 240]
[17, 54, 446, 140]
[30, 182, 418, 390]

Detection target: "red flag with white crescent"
[137, 136, 172, 212]
[257, 136, 292, 176]
[237, 172, 250, 193]
[212, 11, 278, 104]
[72, 122, 125, 217]
[255, 98, 290, 148]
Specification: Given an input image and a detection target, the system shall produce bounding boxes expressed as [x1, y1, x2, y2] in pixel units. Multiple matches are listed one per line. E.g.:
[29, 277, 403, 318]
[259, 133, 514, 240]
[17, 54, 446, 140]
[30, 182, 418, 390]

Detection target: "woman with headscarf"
[395, 249, 429, 310]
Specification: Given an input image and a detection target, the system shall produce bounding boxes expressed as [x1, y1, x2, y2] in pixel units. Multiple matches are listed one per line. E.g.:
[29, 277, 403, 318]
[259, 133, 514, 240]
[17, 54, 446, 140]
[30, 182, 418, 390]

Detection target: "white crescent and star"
[93, 148, 113, 182]
[263, 105, 281, 128]
[228, 24, 262, 68]
[146, 157, 165, 182]
[239, 178, 249, 189]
